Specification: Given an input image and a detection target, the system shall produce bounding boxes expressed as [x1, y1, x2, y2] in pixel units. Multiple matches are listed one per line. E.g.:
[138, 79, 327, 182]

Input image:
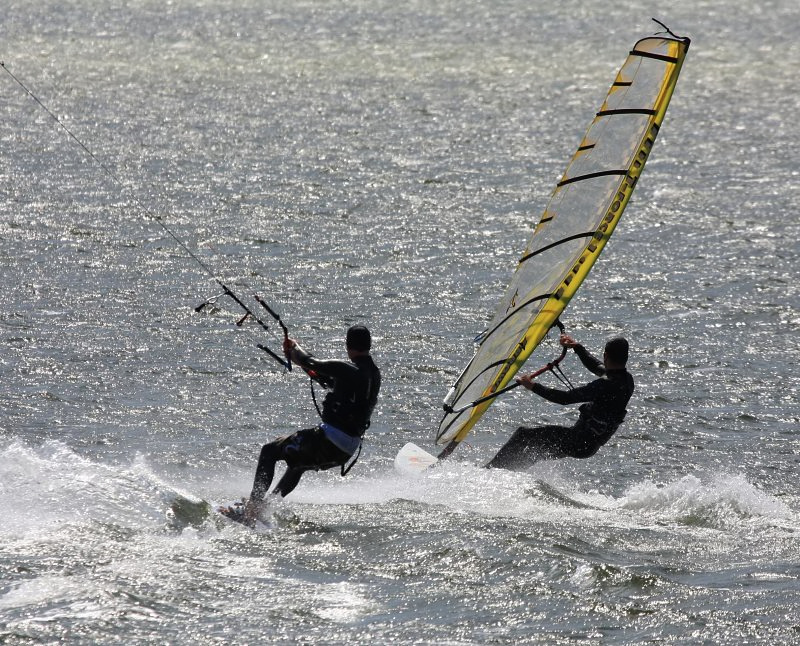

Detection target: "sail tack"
[436, 34, 690, 447]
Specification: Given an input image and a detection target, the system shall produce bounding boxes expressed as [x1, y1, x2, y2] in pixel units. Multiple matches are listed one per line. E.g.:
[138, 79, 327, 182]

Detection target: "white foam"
[0, 439, 169, 536]
[620, 472, 794, 526]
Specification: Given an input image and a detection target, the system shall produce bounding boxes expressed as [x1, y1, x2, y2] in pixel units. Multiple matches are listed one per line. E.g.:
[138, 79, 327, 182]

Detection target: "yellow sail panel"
[437, 35, 689, 446]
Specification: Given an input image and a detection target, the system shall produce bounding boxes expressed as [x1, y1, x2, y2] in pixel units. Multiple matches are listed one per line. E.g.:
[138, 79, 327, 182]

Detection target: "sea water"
[1, 0, 798, 643]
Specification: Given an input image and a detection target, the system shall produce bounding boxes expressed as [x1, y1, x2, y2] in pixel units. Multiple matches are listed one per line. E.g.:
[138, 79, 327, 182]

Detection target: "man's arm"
[573, 344, 605, 377]
[299, 355, 356, 383]
[529, 380, 601, 406]
[560, 334, 604, 377]
[284, 339, 353, 386]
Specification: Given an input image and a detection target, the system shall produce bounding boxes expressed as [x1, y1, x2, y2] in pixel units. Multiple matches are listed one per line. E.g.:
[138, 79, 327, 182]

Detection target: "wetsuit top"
[293, 348, 381, 438]
[530, 344, 634, 441]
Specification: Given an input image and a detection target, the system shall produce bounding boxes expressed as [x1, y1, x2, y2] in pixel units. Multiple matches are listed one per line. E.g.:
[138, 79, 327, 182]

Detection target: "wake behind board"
[393, 442, 438, 475]
[528, 481, 599, 510]
[167, 495, 212, 528]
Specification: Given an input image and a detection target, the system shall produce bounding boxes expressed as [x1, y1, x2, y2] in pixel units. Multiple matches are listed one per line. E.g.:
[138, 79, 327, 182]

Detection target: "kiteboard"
[216, 499, 257, 527]
[167, 495, 259, 529]
[393, 442, 438, 475]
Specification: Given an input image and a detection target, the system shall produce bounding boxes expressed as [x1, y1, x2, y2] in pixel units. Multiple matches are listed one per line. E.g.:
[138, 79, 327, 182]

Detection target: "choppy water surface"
[1, 1, 798, 644]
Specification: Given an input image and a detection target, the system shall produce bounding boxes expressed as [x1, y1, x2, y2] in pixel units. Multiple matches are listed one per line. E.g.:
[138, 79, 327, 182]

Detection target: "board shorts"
[276, 426, 353, 471]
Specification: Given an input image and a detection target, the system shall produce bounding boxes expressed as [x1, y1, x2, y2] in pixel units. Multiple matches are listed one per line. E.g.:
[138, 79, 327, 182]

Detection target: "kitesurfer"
[235, 325, 381, 524]
[485, 334, 634, 470]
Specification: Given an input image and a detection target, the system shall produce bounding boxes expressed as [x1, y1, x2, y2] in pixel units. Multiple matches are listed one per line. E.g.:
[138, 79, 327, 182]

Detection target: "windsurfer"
[233, 325, 381, 524]
[485, 335, 634, 469]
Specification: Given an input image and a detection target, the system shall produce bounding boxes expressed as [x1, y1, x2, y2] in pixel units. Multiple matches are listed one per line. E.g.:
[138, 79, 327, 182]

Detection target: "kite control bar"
[1, 60, 292, 373]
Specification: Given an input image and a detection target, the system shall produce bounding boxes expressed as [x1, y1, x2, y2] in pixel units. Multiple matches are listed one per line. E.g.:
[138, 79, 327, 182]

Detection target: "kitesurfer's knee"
[254, 442, 282, 476]
[259, 441, 283, 463]
[250, 442, 284, 503]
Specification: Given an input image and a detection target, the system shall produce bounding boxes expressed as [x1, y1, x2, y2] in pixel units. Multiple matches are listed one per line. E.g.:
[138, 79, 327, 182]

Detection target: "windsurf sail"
[436, 31, 690, 454]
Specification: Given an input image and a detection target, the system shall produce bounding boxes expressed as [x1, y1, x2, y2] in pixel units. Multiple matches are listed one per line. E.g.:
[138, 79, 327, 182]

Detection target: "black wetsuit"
[486, 344, 634, 470]
[250, 347, 381, 499]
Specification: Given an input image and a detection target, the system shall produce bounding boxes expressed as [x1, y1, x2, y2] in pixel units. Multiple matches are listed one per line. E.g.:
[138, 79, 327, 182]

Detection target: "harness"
[307, 364, 376, 477]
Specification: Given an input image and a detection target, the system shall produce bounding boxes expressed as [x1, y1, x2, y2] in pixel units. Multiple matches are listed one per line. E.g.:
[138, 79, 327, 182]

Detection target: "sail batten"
[436, 33, 690, 448]
[519, 232, 595, 263]
[596, 108, 658, 117]
[631, 49, 680, 63]
[557, 169, 628, 187]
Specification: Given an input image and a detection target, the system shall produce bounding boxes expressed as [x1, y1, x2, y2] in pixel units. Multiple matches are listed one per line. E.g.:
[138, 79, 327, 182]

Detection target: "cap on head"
[346, 325, 371, 352]
[604, 337, 629, 366]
